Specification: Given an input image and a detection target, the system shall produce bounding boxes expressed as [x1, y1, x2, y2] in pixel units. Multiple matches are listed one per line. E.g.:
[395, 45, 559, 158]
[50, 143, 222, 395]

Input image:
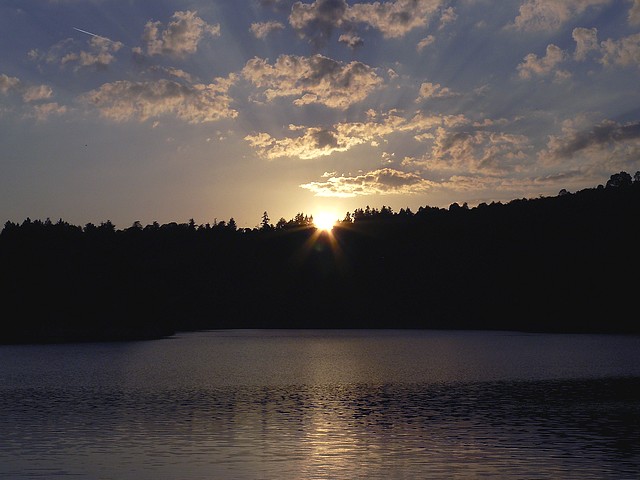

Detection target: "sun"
[313, 211, 338, 231]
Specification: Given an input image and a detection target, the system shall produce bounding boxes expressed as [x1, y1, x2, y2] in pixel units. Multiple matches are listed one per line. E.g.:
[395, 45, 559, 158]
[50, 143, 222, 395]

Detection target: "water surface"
[1, 330, 639, 479]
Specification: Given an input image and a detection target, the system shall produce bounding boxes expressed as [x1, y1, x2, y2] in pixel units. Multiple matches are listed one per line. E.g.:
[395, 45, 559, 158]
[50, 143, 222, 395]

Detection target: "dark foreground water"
[1, 330, 639, 479]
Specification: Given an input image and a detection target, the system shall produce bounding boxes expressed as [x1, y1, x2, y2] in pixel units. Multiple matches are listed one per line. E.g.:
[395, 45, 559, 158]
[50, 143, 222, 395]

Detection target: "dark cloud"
[438, 131, 470, 152]
[289, 0, 349, 48]
[555, 120, 640, 158]
[375, 168, 426, 190]
[289, 0, 444, 48]
[242, 54, 382, 109]
[311, 129, 339, 148]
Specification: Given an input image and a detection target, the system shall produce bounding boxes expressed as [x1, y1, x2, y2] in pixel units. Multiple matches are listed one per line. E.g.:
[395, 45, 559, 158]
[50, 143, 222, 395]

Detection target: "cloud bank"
[143, 10, 220, 57]
[81, 77, 237, 123]
[242, 54, 382, 108]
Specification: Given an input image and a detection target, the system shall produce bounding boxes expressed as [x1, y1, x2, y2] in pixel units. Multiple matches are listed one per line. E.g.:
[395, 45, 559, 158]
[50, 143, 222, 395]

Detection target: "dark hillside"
[1, 172, 639, 343]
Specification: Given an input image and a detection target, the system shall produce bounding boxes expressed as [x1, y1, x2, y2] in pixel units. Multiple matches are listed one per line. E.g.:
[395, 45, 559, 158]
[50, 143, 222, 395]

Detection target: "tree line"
[1, 171, 639, 343]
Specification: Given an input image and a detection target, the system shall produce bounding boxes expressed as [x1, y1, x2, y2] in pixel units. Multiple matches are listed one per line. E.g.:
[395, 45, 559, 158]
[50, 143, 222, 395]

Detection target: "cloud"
[150, 66, 194, 83]
[62, 35, 123, 69]
[0, 73, 66, 122]
[439, 6, 457, 29]
[300, 168, 433, 197]
[416, 81, 459, 100]
[28, 39, 74, 65]
[419, 128, 531, 174]
[289, 0, 446, 47]
[599, 32, 640, 68]
[143, 10, 220, 57]
[571, 29, 640, 69]
[289, 0, 349, 47]
[250, 21, 285, 39]
[508, 0, 611, 32]
[347, 0, 445, 38]
[1, 73, 57, 110]
[22, 85, 53, 102]
[572, 27, 599, 61]
[80, 76, 237, 123]
[242, 54, 382, 109]
[0, 73, 21, 94]
[245, 127, 359, 160]
[544, 119, 640, 160]
[416, 35, 435, 52]
[630, 0, 640, 25]
[338, 32, 363, 49]
[245, 110, 467, 160]
[31, 102, 68, 121]
[517, 44, 569, 80]
[29, 36, 122, 70]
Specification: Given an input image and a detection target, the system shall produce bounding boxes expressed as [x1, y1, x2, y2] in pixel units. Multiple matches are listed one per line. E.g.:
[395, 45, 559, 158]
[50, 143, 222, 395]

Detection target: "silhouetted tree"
[99, 220, 115, 233]
[606, 171, 632, 188]
[1, 170, 639, 342]
[274, 218, 285, 229]
[260, 211, 272, 231]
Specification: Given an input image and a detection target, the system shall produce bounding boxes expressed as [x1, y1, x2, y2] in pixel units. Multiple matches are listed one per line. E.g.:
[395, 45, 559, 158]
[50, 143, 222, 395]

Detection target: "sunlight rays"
[287, 220, 350, 277]
[313, 211, 338, 231]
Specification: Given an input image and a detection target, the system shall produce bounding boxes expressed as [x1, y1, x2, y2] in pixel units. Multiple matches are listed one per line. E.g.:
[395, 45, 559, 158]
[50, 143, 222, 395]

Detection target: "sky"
[1, 0, 639, 229]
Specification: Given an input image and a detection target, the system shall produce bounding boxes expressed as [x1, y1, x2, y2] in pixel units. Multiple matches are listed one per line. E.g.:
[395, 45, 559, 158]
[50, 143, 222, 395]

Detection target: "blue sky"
[1, 0, 639, 228]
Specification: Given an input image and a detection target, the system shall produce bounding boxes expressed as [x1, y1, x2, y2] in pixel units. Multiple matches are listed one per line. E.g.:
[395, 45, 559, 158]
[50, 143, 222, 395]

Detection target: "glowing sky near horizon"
[1, 0, 639, 228]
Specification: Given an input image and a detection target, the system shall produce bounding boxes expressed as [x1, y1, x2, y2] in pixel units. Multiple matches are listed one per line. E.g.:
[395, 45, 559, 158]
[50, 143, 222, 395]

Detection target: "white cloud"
[416, 81, 459, 100]
[338, 32, 363, 49]
[151, 66, 194, 83]
[29, 36, 122, 70]
[31, 102, 67, 121]
[245, 111, 468, 160]
[289, 0, 446, 46]
[22, 85, 53, 102]
[439, 7, 457, 29]
[572, 27, 599, 61]
[517, 44, 569, 80]
[300, 168, 433, 197]
[630, 0, 640, 25]
[416, 35, 435, 52]
[571, 29, 640, 69]
[245, 127, 359, 160]
[62, 35, 123, 69]
[81, 76, 237, 123]
[250, 21, 285, 39]
[348, 0, 445, 38]
[143, 10, 220, 57]
[0, 73, 21, 94]
[599, 32, 640, 68]
[242, 54, 382, 109]
[420, 128, 531, 175]
[1, 74, 58, 112]
[509, 0, 611, 32]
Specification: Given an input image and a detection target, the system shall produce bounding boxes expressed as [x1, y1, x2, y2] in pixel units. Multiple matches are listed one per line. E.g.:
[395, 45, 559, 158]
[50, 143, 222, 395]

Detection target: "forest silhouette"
[1, 171, 639, 343]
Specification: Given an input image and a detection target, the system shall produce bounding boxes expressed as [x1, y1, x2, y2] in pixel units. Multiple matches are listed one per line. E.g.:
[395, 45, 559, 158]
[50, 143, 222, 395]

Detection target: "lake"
[1, 329, 639, 479]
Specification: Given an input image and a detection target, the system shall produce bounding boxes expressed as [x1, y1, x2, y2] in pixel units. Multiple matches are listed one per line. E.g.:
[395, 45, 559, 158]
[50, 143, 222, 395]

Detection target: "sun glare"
[314, 212, 337, 231]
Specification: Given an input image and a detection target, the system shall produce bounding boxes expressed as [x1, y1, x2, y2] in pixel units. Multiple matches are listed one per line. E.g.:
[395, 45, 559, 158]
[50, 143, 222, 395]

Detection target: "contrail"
[73, 26, 122, 45]
[73, 27, 104, 39]
[73, 27, 124, 46]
